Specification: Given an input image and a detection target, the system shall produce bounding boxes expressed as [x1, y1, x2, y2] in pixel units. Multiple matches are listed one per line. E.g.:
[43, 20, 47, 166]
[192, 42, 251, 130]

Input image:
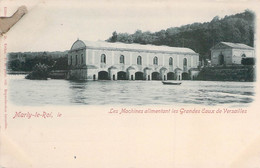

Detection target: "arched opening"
[113, 75, 116, 80]
[242, 54, 246, 58]
[178, 75, 181, 80]
[98, 71, 109, 80]
[137, 56, 142, 65]
[101, 54, 106, 63]
[75, 55, 78, 65]
[167, 72, 175, 80]
[131, 75, 134, 80]
[148, 75, 150, 80]
[135, 72, 143, 80]
[153, 56, 158, 65]
[70, 56, 72, 65]
[219, 54, 224, 65]
[117, 71, 127, 80]
[120, 55, 125, 64]
[164, 75, 166, 81]
[152, 72, 160, 80]
[182, 72, 190, 80]
[93, 75, 96, 80]
[169, 57, 173, 65]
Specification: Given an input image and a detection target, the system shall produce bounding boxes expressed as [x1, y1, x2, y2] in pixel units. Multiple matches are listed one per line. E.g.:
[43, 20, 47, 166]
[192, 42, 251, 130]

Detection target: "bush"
[25, 63, 49, 80]
[9, 59, 21, 71]
[241, 57, 255, 65]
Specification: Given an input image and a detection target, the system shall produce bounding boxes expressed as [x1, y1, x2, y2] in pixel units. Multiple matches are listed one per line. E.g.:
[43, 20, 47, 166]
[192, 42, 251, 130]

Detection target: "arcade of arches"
[92, 68, 191, 81]
[69, 52, 196, 81]
[67, 40, 200, 81]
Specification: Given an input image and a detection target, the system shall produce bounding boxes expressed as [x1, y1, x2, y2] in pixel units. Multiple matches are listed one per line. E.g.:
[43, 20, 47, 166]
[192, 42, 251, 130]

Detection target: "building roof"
[211, 42, 254, 50]
[70, 40, 197, 55]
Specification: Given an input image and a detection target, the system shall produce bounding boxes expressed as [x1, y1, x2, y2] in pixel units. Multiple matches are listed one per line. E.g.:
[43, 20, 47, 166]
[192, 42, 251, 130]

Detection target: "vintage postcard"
[0, 0, 260, 167]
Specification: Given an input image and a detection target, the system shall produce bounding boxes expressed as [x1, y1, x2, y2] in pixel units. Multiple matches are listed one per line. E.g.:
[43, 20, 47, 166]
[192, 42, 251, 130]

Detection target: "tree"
[9, 59, 21, 71]
[25, 63, 50, 80]
[241, 57, 255, 65]
[106, 10, 255, 59]
[111, 31, 118, 42]
[211, 16, 220, 22]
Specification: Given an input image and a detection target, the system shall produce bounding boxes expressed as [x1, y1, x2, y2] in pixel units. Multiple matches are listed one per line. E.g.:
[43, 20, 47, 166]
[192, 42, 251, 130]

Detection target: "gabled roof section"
[211, 42, 254, 50]
[70, 40, 197, 54]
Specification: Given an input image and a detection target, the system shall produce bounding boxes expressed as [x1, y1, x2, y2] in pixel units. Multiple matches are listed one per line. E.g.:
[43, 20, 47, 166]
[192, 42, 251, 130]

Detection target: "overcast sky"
[1, 0, 259, 52]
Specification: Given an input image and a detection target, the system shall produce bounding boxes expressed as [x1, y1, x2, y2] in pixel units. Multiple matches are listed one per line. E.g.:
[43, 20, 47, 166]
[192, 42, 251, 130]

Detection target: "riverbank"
[196, 65, 255, 82]
[8, 70, 68, 79]
[7, 71, 30, 75]
[8, 65, 256, 82]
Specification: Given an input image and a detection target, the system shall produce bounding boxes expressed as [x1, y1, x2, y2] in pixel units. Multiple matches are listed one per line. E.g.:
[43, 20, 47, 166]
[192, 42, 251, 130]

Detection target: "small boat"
[162, 81, 182, 85]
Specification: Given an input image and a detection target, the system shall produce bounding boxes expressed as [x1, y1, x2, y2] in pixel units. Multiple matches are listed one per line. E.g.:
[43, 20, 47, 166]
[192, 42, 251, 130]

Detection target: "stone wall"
[67, 68, 88, 80]
[196, 65, 255, 82]
[49, 70, 68, 79]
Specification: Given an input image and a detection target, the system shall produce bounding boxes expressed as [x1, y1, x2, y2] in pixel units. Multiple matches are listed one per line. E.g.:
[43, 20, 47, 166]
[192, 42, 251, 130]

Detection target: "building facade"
[211, 42, 255, 66]
[67, 40, 200, 80]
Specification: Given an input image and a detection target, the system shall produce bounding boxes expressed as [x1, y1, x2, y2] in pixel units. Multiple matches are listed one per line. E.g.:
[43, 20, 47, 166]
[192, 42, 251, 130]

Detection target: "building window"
[120, 55, 125, 64]
[183, 58, 187, 67]
[75, 55, 78, 65]
[81, 54, 83, 64]
[153, 56, 158, 65]
[101, 54, 106, 63]
[137, 56, 142, 65]
[169, 57, 173, 65]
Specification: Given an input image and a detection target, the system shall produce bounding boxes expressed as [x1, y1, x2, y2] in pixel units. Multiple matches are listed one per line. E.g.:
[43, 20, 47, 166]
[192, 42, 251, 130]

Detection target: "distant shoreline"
[7, 71, 30, 75]
[7, 72, 255, 82]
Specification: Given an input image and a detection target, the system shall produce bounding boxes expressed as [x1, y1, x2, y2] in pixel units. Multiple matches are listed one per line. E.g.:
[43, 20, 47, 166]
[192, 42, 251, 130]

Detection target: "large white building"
[67, 40, 200, 80]
[211, 42, 255, 65]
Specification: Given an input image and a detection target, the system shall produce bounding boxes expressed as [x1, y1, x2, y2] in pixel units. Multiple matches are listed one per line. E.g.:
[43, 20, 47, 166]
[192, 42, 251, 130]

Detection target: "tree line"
[107, 10, 255, 61]
[8, 51, 68, 71]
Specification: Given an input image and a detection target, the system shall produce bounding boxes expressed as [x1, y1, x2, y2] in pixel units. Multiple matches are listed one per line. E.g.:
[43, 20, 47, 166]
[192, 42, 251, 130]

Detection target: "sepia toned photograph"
[1, 1, 260, 168]
[5, 1, 256, 107]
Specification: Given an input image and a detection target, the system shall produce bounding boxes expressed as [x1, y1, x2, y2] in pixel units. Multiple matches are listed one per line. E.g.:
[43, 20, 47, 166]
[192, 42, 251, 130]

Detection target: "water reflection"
[9, 75, 255, 106]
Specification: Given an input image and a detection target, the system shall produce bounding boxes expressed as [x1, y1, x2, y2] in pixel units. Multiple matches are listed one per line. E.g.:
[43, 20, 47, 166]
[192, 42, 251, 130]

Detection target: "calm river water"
[8, 75, 255, 106]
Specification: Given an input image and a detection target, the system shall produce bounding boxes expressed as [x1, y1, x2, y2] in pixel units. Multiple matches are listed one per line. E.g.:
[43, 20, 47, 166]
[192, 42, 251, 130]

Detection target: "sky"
[1, 0, 259, 52]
